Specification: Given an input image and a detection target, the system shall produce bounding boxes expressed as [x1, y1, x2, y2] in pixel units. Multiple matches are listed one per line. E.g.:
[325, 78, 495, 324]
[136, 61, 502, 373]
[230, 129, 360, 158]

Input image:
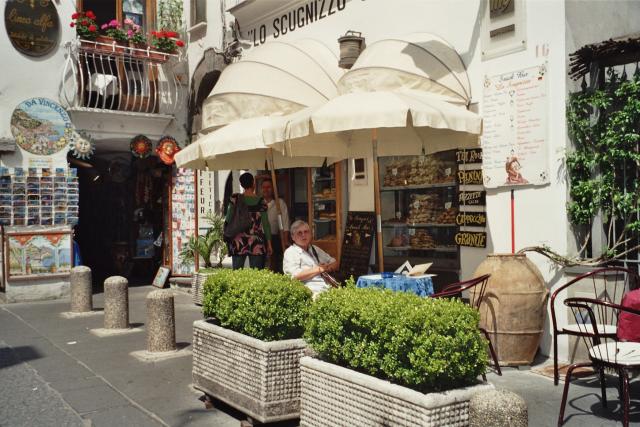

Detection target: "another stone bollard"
[104, 276, 129, 329]
[470, 389, 528, 427]
[70, 266, 92, 313]
[146, 290, 176, 353]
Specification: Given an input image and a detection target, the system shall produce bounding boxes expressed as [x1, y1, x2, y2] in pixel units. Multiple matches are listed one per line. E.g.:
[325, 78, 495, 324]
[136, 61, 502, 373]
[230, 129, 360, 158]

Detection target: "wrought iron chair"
[550, 267, 639, 385]
[431, 274, 501, 376]
[558, 297, 640, 427]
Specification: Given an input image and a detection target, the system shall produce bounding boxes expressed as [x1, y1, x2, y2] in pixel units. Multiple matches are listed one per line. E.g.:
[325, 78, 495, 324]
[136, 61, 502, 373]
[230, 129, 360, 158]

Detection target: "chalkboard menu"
[5, 0, 60, 57]
[339, 211, 376, 280]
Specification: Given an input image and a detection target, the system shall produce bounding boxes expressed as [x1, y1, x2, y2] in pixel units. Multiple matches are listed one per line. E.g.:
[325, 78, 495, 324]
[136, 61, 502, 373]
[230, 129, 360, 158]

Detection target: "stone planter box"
[192, 320, 307, 423]
[191, 271, 213, 306]
[300, 357, 493, 426]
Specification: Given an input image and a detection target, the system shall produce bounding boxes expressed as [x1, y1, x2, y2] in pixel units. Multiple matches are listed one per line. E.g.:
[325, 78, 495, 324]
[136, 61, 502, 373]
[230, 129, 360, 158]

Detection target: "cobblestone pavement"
[0, 285, 638, 426]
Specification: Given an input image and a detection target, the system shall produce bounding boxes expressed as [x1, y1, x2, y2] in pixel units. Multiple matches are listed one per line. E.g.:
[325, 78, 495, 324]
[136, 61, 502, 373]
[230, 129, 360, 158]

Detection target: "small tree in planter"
[193, 269, 312, 423]
[302, 287, 492, 426]
[179, 212, 226, 304]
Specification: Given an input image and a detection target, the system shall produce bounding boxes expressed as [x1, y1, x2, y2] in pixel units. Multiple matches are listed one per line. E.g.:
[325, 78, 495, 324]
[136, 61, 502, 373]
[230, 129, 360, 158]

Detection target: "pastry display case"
[307, 164, 342, 261]
[379, 150, 460, 287]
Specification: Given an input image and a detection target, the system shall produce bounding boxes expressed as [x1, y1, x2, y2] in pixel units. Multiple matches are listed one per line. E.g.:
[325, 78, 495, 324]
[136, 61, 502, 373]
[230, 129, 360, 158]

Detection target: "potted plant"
[301, 287, 493, 425]
[100, 19, 128, 53]
[125, 19, 148, 57]
[179, 212, 227, 305]
[193, 269, 311, 423]
[149, 30, 185, 62]
[70, 11, 99, 47]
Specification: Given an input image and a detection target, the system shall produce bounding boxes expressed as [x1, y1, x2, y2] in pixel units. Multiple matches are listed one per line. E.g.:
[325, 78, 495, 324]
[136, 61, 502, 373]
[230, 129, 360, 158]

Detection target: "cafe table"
[356, 273, 435, 297]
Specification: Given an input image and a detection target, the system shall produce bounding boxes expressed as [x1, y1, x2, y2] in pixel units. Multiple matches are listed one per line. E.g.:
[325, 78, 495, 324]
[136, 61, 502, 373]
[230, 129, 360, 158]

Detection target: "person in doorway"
[225, 172, 272, 269]
[283, 220, 338, 297]
[261, 178, 290, 273]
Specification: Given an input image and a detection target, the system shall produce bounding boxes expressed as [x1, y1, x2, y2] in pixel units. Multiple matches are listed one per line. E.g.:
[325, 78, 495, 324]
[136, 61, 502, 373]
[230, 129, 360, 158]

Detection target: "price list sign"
[481, 64, 549, 188]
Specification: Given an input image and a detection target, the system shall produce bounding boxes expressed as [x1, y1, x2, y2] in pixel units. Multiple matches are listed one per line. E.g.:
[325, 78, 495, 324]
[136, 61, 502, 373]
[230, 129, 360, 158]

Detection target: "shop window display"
[379, 150, 460, 287]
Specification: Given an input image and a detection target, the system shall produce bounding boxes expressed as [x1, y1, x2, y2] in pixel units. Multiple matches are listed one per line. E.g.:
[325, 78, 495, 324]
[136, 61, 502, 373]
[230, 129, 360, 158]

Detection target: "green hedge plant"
[202, 269, 312, 341]
[305, 287, 488, 392]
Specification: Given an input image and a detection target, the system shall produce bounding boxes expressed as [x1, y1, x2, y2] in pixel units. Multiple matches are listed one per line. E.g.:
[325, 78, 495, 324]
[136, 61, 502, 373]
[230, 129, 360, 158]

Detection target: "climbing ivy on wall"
[565, 68, 640, 261]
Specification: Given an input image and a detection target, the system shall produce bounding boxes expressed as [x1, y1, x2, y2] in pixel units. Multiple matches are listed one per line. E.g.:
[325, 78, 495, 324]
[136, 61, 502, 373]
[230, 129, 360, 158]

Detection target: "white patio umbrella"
[263, 34, 483, 271]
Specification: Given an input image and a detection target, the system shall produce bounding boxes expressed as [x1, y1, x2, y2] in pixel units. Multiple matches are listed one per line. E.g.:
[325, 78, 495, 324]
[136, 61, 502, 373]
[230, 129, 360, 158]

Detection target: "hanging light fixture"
[338, 30, 365, 69]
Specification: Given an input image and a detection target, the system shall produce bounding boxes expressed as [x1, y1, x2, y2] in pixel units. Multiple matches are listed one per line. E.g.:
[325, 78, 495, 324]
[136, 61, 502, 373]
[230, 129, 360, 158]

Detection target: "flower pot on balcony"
[131, 42, 149, 58]
[300, 357, 493, 426]
[148, 50, 172, 63]
[192, 320, 307, 423]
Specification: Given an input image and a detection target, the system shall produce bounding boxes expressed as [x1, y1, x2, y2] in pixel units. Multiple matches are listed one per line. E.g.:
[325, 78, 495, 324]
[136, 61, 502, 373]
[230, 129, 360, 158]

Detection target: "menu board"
[339, 211, 376, 280]
[170, 168, 196, 275]
[481, 63, 549, 188]
[0, 167, 78, 227]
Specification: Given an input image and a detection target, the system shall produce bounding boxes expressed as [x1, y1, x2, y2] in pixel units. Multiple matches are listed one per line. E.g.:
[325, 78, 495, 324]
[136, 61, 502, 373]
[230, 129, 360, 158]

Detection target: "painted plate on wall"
[10, 98, 73, 156]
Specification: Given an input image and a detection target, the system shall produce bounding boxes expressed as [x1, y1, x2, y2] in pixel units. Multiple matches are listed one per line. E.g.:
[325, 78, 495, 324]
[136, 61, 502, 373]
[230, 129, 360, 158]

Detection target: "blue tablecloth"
[356, 273, 434, 297]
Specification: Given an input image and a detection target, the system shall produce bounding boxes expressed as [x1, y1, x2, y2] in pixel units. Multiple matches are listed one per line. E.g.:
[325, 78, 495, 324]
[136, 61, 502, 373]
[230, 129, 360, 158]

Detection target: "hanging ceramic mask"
[68, 130, 95, 160]
[130, 135, 152, 158]
[156, 136, 180, 165]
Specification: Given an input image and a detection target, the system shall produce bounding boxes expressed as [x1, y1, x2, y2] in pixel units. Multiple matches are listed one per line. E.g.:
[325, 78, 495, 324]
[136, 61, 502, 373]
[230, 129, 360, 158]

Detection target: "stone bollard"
[70, 266, 92, 313]
[104, 276, 129, 329]
[146, 290, 176, 353]
[470, 389, 528, 427]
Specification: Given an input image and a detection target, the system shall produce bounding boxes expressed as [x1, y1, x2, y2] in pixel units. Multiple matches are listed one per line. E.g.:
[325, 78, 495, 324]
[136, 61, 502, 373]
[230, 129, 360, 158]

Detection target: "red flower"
[81, 19, 88, 26]
[151, 31, 157, 37]
[70, 22, 75, 27]
[176, 40, 184, 47]
[88, 25, 97, 32]
[167, 31, 178, 38]
[71, 12, 80, 19]
[85, 10, 96, 19]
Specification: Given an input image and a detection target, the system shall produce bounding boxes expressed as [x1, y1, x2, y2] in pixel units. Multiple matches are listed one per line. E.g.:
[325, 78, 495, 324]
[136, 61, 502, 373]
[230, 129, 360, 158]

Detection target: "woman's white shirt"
[283, 244, 336, 295]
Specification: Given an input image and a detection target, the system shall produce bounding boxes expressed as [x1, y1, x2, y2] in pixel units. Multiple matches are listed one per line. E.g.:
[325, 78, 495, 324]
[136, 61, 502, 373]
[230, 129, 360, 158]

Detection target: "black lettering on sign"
[456, 148, 483, 164]
[455, 232, 487, 248]
[340, 211, 376, 280]
[458, 191, 486, 206]
[457, 169, 484, 185]
[455, 211, 487, 227]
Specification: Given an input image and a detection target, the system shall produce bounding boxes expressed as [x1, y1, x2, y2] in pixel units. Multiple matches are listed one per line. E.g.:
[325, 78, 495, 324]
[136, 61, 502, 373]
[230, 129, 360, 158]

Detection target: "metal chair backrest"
[550, 267, 639, 334]
[564, 297, 640, 366]
[431, 274, 491, 310]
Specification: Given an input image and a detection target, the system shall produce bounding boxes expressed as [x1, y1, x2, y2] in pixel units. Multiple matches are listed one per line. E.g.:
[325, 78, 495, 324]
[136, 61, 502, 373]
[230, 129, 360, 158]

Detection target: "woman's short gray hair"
[290, 220, 309, 235]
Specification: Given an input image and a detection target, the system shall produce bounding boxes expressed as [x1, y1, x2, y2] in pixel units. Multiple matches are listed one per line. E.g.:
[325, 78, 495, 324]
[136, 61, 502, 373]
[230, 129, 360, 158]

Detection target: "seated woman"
[283, 220, 339, 297]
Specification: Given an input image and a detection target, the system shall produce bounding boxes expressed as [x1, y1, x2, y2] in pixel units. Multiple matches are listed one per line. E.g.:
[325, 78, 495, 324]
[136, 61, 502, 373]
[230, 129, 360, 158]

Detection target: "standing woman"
[226, 172, 273, 269]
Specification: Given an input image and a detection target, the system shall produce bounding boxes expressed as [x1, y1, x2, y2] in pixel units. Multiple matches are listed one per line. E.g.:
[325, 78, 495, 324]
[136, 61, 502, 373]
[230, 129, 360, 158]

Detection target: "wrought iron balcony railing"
[60, 39, 185, 116]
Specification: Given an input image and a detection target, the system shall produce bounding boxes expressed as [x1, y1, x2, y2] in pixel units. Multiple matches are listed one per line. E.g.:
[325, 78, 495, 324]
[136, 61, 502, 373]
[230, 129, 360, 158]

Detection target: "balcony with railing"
[60, 39, 186, 141]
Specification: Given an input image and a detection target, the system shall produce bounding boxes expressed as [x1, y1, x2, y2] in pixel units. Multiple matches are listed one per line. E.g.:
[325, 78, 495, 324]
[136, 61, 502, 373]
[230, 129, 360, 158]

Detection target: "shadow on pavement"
[0, 345, 42, 370]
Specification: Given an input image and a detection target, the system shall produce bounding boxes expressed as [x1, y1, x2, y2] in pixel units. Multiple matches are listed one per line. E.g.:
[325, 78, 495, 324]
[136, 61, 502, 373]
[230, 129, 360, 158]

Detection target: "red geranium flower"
[85, 10, 96, 19]
[88, 25, 97, 32]
[167, 31, 178, 38]
[70, 22, 75, 27]
[81, 20, 88, 26]
[176, 40, 184, 47]
[71, 12, 80, 19]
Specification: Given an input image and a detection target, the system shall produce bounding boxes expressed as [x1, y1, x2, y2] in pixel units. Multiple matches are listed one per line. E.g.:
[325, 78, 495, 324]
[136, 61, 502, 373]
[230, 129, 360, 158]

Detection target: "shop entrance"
[74, 153, 170, 290]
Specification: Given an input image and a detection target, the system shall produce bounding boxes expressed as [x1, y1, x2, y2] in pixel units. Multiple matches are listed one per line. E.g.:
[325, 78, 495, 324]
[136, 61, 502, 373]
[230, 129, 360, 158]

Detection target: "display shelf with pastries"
[307, 163, 342, 261]
[378, 150, 461, 290]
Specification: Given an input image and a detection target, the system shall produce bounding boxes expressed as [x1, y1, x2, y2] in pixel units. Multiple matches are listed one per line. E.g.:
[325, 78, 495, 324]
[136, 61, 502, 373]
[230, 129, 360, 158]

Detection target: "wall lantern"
[338, 31, 365, 69]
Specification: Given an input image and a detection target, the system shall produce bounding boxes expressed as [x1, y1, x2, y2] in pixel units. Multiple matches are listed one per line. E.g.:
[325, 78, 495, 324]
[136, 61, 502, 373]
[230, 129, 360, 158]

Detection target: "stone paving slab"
[0, 341, 86, 427]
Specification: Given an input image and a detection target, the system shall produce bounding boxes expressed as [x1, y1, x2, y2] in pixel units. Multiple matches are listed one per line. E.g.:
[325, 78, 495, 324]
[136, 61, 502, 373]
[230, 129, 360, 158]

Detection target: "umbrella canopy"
[176, 116, 340, 171]
[201, 39, 343, 131]
[263, 89, 481, 158]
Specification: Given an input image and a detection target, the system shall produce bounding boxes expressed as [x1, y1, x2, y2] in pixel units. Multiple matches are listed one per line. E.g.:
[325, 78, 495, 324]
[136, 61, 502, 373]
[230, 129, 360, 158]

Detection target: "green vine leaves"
[566, 69, 640, 261]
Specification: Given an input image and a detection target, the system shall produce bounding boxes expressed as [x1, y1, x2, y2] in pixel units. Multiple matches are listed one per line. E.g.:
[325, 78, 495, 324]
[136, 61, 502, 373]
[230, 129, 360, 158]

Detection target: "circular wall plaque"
[10, 98, 73, 155]
[5, 0, 60, 57]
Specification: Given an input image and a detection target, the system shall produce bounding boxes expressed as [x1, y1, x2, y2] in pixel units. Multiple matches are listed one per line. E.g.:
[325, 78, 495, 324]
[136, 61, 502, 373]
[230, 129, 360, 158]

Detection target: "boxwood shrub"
[202, 268, 312, 341]
[304, 287, 488, 392]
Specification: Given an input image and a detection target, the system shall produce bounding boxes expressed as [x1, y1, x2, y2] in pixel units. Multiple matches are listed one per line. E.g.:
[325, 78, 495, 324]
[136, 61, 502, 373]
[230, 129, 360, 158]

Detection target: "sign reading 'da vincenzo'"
[4, 0, 59, 57]
[481, 0, 526, 60]
[481, 63, 549, 189]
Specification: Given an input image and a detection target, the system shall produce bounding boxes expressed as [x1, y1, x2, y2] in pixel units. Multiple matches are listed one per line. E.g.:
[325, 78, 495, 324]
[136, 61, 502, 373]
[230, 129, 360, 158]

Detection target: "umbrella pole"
[267, 148, 287, 253]
[372, 129, 384, 272]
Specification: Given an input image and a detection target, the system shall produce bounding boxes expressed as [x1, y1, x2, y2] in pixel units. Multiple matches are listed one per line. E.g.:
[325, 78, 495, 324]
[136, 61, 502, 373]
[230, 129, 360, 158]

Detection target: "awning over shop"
[201, 39, 343, 131]
[338, 33, 472, 105]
